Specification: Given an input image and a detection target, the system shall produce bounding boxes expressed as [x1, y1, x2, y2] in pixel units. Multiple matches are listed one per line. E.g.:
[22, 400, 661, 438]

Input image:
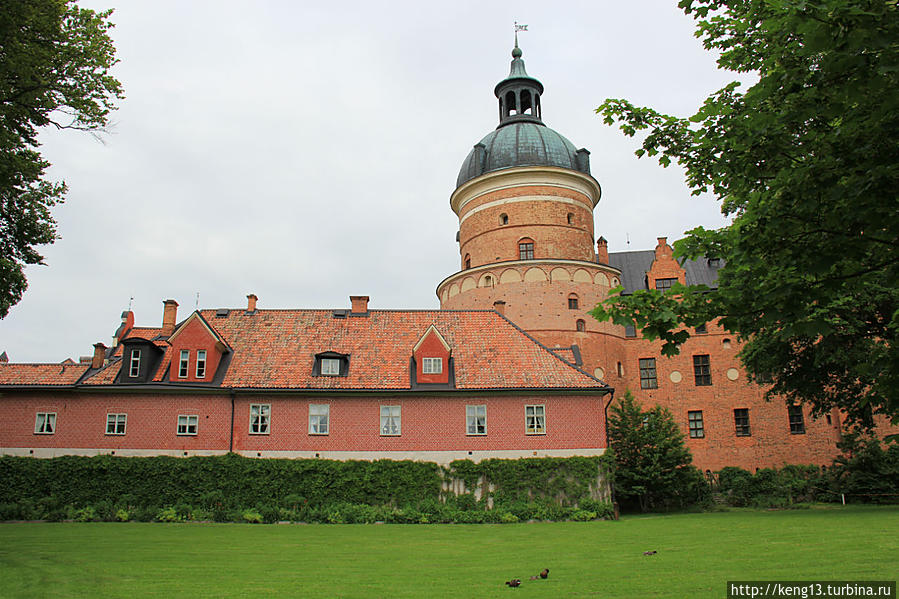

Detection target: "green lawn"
[1, 506, 896, 598]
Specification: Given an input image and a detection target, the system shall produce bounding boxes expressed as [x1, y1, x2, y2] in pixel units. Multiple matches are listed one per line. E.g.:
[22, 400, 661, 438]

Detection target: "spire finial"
[513, 22, 527, 57]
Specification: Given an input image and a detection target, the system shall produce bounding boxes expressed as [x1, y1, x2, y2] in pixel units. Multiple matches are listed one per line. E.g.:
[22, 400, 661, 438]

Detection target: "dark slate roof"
[608, 251, 723, 294]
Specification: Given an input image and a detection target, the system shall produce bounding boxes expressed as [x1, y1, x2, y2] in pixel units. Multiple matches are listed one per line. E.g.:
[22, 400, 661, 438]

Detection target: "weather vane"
[514, 21, 528, 47]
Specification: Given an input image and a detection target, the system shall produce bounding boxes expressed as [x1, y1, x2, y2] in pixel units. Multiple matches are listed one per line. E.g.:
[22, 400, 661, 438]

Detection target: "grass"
[1, 505, 897, 598]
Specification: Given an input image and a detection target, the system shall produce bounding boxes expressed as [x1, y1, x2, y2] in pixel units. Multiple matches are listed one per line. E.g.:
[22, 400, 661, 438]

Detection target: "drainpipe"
[229, 388, 235, 453]
[603, 389, 616, 449]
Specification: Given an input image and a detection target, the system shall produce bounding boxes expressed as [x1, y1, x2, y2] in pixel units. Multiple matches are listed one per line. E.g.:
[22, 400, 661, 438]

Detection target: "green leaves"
[594, 0, 899, 429]
[0, 0, 123, 318]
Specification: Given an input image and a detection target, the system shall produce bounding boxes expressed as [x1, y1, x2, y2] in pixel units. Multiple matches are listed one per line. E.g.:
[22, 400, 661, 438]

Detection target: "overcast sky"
[1, 0, 741, 363]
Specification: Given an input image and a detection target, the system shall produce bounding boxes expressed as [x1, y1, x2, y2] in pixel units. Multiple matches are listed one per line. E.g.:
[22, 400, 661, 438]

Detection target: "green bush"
[155, 507, 180, 522]
[241, 508, 263, 524]
[115, 509, 130, 522]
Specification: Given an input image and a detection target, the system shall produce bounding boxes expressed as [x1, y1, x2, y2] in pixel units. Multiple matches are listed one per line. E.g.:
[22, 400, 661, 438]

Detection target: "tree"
[0, 0, 123, 318]
[606, 391, 706, 512]
[592, 0, 899, 430]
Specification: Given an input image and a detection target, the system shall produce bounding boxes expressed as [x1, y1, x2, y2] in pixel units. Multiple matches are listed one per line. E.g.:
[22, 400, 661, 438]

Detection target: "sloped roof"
[0, 362, 88, 386]
[199, 309, 603, 390]
[608, 250, 723, 294]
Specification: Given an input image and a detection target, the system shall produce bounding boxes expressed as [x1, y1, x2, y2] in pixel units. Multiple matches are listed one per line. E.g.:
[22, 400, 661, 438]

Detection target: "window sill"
[308, 432, 329, 436]
[248, 432, 270, 436]
[525, 431, 546, 436]
[105, 433, 126, 436]
[177, 433, 198, 436]
[466, 433, 487, 436]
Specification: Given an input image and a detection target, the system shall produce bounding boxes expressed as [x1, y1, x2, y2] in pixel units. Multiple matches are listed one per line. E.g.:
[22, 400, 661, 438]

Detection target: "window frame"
[568, 295, 579, 310]
[34, 412, 57, 434]
[196, 349, 207, 378]
[655, 278, 677, 291]
[734, 408, 751, 437]
[525, 404, 546, 435]
[576, 319, 586, 332]
[129, 349, 141, 378]
[321, 358, 341, 376]
[309, 404, 330, 435]
[177, 414, 199, 436]
[788, 404, 806, 434]
[624, 324, 637, 338]
[466, 404, 487, 436]
[688, 410, 705, 439]
[178, 349, 190, 378]
[693, 354, 712, 386]
[639, 358, 658, 389]
[249, 403, 271, 435]
[105, 413, 127, 435]
[518, 240, 535, 260]
[380, 405, 401, 436]
[422, 357, 443, 375]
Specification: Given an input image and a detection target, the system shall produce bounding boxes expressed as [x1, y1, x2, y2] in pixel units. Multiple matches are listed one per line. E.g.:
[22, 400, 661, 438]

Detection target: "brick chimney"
[596, 236, 609, 264]
[655, 237, 672, 259]
[246, 294, 258, 313]
[350, 295, 369, 314]
[493, 300, 506, 316]
[162, 299, 179, 336]
[91, 343, 107, 369]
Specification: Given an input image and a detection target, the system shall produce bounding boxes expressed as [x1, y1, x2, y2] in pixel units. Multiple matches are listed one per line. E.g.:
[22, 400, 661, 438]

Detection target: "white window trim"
[105, 413, 127, 435]
[249, 403, 271, 435]
[321, 358, 340, 376]
[526, 404, 546, 435]
[309, 404, 330, 435]
[177, 414, 199, 436]
[34, 412, 57, 434]
[380, 405, 401, 436]
[422, 357, 443, 374]
[129, 349, 141, 378]
[466, 404, 487, 436]
[178, 350, 190, 378]
[196, 349, 207, 378]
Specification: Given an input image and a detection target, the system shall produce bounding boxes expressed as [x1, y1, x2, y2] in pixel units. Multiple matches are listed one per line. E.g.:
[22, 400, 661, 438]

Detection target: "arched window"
[576, 319, 586, 332]
[484, 275, 493, 287]
[567, 212, 573, 225]
[518, 238, 534, 260]
[568, 293, 579, 310]
[500, 213, 509, 225]
[520, 90, 532, 115]
[617, 362, 624, 377]
[505, 90, 517, 116]
[464, 254, 471, 270]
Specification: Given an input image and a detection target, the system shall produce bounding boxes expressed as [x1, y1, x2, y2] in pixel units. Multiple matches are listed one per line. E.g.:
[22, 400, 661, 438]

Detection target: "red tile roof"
[0, 363, 88, 386]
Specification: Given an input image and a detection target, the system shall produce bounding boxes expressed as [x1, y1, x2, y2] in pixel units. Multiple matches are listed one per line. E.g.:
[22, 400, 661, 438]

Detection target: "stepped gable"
[0, 362, 88, 386]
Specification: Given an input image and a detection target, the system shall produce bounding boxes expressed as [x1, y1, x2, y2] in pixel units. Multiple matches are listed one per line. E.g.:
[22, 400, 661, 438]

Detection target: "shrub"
[115, 509, 131, 522]
[155, 507, 180, 522]
[241, 509, 263, 524]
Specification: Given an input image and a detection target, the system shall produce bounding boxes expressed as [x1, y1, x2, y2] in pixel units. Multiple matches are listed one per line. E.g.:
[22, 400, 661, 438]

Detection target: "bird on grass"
[530, 568, 550, 580]
[505, 579, 521, 587]
[643, 550, 658, 556]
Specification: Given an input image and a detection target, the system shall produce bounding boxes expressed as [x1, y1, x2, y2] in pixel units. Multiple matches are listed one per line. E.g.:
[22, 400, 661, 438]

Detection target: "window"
[568, 294, 579, 310]
[466, 405, 486, 435]
[177, 414, 198, 435]
[734, 408, 750, 437]
[422, 357, 443, 374]
[526, 405, 545, 434]
[179, 350, 189, 378]
[518, 240, 534, 260]
[35, 412, 56, 434]
[129, 349, 141, 377]
[788, 405, 805, 434]
[500, 213, 508, 225]
[695, 323, 708, 334]
[250, 404, 270, 434]
[688, 410, 705, 438]
[464, 254, 471, 269]
[106, 413, 127, 435]
[567, 212, 573, 225]
[639, 358, 658, 389]
[380, 405, 401, 436]
[624, 324, 636, 338]
[616, 362, 623, 377]
[655, 278, 677, 290]
[321, 358, 340, 376]
[693, 355, 712, 386]
[576, 319, 586, 332]
[196, 350, 207, 378]
[309, 404, 329, 435]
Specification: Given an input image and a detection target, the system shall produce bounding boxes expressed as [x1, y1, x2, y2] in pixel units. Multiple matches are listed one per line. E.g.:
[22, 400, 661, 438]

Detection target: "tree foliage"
[592, 0, 899, 429]
[606, 391, 707, 511]
[0, 0, 123, 318]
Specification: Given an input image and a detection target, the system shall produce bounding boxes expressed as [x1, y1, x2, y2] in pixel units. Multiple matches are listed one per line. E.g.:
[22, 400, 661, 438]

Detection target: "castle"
[0, 44, 843, 471]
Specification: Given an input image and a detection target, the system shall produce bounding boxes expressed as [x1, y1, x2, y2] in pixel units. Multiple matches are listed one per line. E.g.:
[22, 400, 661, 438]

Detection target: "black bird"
[643, 550, 657, 556]
[505, 579, 521, 587]
[540, 568, 549, 579]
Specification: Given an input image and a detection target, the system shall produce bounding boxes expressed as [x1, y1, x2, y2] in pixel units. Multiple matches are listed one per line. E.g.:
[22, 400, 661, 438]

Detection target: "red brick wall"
[168, 317, 224, 382]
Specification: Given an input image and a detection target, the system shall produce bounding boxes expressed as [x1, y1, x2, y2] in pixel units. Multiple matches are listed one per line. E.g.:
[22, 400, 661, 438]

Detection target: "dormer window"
[196, 350, 207, 378]
[422, 357, 443, 374]
[129, 349, 141, 378]
[314, 352, 349, 377]
[179, 350, 189, 378]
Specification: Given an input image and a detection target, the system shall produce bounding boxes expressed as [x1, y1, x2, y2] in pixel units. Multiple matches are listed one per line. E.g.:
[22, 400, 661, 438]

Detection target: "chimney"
[350, 295, 369, 314]
[493, 300, 506, 316]
[596, 236, 609, 264]
[655, 237, 671, 259]
[91, 343, 107, 369]
[162, 299, 179, 336]
[246, 293, 258, 313]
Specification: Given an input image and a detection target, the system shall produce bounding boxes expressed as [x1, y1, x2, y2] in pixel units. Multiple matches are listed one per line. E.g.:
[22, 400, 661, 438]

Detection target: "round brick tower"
[437, 43, 625, 379]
